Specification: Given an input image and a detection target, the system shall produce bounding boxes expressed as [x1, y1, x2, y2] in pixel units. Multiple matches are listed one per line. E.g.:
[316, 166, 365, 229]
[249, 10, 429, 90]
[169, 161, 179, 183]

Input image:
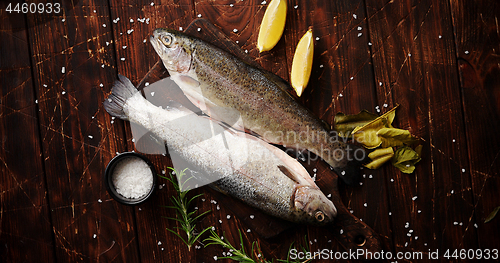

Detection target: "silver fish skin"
[103, 75, 337, 225]
[150, 28, 365, 185]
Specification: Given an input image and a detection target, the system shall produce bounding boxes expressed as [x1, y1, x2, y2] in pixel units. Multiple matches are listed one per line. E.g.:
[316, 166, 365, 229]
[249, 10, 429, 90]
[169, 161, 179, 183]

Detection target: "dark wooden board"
[0, 3, 55, 262]
[450, 0, 500, 249]
[366, 0, 478, 258]
[25, 1, 138, 262]
[2, 0, 500, 262]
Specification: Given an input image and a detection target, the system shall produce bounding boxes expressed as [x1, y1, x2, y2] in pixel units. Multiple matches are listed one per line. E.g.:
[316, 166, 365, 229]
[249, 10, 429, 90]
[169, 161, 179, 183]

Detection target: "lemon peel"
[290, 29, 314, 97]
[257, 0, 287, 52]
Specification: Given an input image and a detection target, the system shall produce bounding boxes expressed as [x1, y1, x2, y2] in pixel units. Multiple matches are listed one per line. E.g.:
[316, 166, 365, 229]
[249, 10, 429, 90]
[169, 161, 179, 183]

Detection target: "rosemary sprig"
[204, 229, 313, 263]
[160, 167, 212, 251]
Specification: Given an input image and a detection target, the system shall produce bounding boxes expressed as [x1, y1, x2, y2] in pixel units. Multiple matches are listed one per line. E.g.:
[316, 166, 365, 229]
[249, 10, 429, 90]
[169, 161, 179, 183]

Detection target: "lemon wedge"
[257, 0, 287, 52]
[290, 29, 314, 97]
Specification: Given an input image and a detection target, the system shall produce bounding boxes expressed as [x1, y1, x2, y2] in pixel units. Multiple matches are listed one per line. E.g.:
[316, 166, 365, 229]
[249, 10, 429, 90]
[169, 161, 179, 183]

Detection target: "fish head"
[293, 186, 337, 225]
[150, 28, 193, 73]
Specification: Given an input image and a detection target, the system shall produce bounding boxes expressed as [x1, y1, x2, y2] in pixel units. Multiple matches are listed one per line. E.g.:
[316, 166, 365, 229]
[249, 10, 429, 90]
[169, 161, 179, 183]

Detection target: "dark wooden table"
[1, 0, 499, 262]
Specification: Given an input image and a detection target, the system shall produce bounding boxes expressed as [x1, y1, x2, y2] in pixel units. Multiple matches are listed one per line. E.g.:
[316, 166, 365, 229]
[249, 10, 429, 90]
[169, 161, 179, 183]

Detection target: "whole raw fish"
[104, 75, 337, 225]
[150, 28, 365, 185]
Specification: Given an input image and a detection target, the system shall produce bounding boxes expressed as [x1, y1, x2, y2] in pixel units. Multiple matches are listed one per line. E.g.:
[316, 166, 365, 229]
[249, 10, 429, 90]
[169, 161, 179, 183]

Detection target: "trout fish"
[150, 28, 365, 185]
[104, 75, 337, 225]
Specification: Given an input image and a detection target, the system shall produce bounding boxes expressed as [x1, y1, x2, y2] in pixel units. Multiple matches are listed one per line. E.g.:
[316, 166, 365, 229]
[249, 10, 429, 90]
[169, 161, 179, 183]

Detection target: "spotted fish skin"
[150, 28, 365, 185]
[104, 75, 337, 225]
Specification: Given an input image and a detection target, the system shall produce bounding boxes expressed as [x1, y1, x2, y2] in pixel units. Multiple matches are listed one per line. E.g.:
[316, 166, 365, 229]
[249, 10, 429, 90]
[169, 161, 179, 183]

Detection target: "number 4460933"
[6, 3, 61, 14]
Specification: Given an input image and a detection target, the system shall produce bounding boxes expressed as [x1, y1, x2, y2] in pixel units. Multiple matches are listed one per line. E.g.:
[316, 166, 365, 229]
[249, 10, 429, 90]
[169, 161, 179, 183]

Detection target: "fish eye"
[315, 211, 325, 222]
[160, 35, 172, 46]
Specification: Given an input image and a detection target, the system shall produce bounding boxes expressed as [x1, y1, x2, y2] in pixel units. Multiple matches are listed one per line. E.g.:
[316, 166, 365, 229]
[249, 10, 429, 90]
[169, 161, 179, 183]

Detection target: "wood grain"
[25, 1, 138, 262]
[2, 0, 499, 262]
[0, 3, 55, 262]
[450, 0, 500, 249]
[366, 0, 477, 258]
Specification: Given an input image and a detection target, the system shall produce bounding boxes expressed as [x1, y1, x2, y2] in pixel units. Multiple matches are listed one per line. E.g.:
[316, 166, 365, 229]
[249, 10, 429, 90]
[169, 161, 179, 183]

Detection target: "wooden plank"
[366, 0, 477, 257]
[0, 3, 56, 262]
[283, 0, 392, 258]
[25, 1, 139, 262]
[108, 1, 200, 262]
[449, 0, 500, 249]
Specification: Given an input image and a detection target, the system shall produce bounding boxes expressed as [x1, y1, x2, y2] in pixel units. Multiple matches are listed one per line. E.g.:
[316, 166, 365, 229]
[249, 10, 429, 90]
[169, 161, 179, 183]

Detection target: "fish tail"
[103, 74, 138, 120]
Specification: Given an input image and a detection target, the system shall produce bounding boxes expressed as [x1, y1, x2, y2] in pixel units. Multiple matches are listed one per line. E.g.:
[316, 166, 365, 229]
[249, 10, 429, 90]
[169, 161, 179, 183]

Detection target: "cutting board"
[135, 18, 385, 255]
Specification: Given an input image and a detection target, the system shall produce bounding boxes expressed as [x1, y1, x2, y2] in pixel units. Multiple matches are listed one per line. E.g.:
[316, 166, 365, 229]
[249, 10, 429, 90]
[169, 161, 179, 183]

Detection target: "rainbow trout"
[150, 28, 365, 185]
[104, 75, 337, 225]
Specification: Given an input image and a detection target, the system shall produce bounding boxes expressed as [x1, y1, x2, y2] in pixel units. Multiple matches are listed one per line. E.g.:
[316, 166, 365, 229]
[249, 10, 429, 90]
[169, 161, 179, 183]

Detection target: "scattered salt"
[353, 14, 357, 19]
[197, 28, 201, 32]
[61, 67, 65, 73]
[130, 18, 134, 23]
[112, 157, 153, 199]
[261, 1, 267, 4]
[464, 50, 469, 54]
[197, 14, 202, 18]
[102, 23, 107, 28]
[233, 28, 238, 33]
[357, 33, 362, 37]
[250, 215, 254, 219]
[93, 234, 97, 238]
[363, 203, 367, 207]
[294, 5, 298, 9]
[315, 37, 320, 41]
[461, 169, 466, 173]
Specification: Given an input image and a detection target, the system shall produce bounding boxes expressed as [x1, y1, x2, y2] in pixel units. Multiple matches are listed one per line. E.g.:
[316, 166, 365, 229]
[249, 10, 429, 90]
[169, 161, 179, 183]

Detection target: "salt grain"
[112, 157, 153, 199]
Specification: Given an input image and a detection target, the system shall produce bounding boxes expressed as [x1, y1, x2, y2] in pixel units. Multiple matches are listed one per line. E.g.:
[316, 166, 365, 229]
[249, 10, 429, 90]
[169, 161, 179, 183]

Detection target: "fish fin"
[179, 74, 201, 87]
[103, 74, 138, 120]
[261, 70, 296, 97]
[277, 165, 300, 185]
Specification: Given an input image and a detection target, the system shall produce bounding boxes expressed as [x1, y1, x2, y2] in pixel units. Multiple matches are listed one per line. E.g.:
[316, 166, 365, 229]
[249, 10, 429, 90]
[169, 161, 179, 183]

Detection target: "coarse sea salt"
[112, 157, 153, 199]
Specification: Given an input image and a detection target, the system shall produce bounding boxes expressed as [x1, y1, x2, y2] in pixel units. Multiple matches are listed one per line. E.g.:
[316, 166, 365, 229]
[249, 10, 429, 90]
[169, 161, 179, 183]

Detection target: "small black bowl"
[104, 152, 157, 205]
